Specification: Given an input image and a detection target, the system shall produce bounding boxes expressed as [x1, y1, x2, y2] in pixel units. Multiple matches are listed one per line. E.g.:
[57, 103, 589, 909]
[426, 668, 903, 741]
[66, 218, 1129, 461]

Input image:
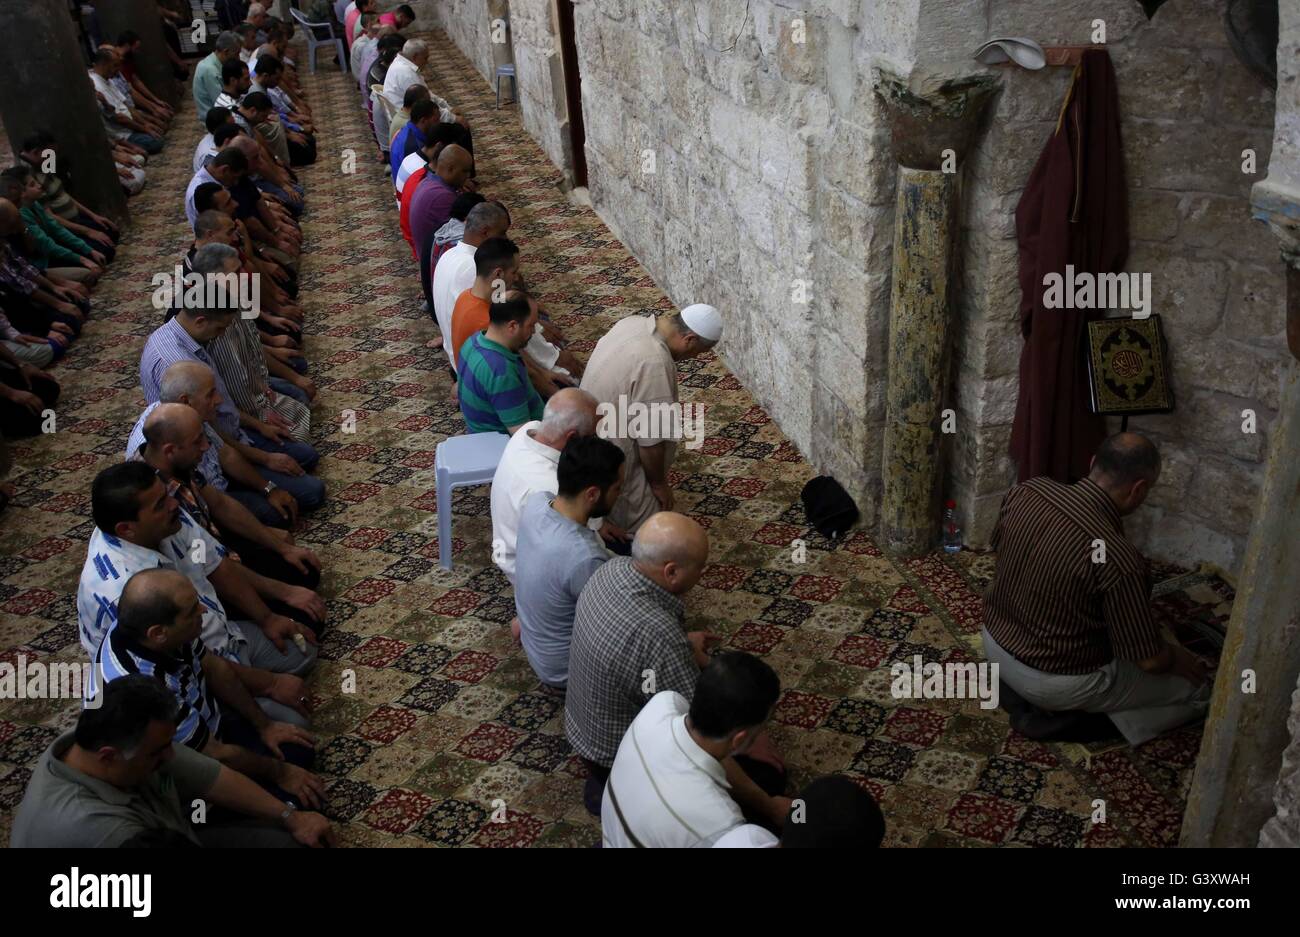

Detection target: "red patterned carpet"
[0, 31, 1229, 847]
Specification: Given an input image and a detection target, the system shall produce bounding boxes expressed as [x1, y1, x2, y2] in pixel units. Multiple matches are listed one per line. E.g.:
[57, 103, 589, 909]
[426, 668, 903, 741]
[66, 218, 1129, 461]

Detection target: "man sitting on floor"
[88, 569, 323, 807]
[515, 436, 624, 688]
[9, 675, 335, 848]
[981, 432, 1212, 746]
[714, 775, 886, 849]
[455, 290, 543, 436]
[79, 463, 324, 674]
[433, 200, 507, 355]
[194, 32, 243, 123]
[603, 651, 786, 848]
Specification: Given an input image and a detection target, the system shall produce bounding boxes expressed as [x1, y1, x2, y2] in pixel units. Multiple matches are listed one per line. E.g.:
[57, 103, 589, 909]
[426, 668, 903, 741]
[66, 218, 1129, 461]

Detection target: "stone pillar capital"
[873, 69, 999, 171]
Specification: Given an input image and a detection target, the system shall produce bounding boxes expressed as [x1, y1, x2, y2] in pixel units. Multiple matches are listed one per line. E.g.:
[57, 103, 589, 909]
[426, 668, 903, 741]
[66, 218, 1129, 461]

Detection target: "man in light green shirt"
[193, 32, 243, 122]
[9, 675, 334, 848]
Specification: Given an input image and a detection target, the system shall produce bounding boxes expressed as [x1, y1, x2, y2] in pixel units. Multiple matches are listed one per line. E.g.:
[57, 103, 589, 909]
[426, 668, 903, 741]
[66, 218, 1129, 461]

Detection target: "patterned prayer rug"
[0, 30, 1231, 848]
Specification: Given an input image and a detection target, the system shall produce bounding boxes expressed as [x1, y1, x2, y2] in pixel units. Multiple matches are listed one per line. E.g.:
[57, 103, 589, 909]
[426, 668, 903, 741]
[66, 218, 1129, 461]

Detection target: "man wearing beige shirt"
[580, 305, 722, 533]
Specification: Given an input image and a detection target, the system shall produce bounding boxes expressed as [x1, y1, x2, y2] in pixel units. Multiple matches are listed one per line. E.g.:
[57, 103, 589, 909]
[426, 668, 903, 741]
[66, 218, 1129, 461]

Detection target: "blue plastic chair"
[435, 433, 510, 569]
[496, 64, 516, 108]
[289, 7, 348, 74]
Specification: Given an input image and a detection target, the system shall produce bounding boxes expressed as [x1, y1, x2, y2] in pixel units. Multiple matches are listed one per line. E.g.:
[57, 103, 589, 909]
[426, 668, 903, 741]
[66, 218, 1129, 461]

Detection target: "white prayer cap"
[680, 303, 723, 343]
[972, 37, 1046, 70]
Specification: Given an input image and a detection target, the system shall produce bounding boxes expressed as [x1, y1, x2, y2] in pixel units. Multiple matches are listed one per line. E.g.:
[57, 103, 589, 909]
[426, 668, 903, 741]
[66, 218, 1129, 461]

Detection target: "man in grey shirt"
[10, 675, 334, 848]
[515, 437, 624, 687]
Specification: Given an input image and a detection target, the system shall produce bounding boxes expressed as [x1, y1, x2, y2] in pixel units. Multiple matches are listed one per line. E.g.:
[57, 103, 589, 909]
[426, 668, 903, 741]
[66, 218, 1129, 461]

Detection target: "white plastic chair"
[289, 7, 348, 74]
[371, 84, 396, 154]
[435, 433, 510, 569]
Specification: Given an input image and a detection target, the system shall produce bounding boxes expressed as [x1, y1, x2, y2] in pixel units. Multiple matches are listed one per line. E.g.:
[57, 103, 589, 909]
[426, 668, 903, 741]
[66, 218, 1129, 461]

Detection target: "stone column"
[875, 70, 998, 554]
[1181, 0, 1300, 849]
[0, 0, 127, 221]
[96, 0, 181, 108]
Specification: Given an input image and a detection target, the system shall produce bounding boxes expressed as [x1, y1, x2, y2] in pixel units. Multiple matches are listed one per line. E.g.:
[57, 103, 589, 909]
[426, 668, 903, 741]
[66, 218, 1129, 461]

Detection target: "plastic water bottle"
[942, 499, 962, 553]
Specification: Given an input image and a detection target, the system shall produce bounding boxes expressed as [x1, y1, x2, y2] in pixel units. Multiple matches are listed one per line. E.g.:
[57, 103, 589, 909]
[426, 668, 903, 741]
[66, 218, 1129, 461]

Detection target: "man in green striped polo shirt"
[457, 291, 544, 435]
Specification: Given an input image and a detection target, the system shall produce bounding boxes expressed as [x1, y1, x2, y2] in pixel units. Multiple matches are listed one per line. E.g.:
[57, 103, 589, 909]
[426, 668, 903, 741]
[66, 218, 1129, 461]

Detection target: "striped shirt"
[564, 556, 699, 767]
[125, 403, 228, 492]
[208, 317, 271, 419]
[140, 317, 247, 441]
[983, 476, 1163, 675]
[457, 331, 543, 435]
[76, 516, 242, 662]
[184, 165, 220, 231]
[88, 622, 221, 750]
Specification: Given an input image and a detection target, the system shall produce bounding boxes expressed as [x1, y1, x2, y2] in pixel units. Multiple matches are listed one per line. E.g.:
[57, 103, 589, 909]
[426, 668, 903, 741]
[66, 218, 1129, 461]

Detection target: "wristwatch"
[279, 801, 297, 826]
[262, 480, 278, 497]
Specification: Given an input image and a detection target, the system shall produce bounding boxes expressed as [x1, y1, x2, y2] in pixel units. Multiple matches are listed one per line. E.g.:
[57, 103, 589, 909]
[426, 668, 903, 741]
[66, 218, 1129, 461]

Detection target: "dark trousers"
[221, 530, 322, 590]
[216, 710, 314, 806]
[0, 367, 59, 438]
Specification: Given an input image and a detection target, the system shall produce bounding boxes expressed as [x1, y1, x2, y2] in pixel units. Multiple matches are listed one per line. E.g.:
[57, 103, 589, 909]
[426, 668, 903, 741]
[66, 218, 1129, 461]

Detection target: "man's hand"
[17, 362, 53, 388]
[278, 542, 320, 576]
[650, 481, 674, 512]
[767, 795, 794, 829]
[255, 419, 291, 444]
[3, 387, 43, 417]
[598, 522, 630, 546]
[266, 673, 311, 718]
[293, 375, 317, 401]
[270, 762, 325, 809]
[686, 631, 721, 668]
[556, 348, 583, 378]
[279, 584, 326, 623]
[265, 409, 294, 432]
[268, 488, 299, 525]
[1170, 645, 1211, 686]
[261, 613, 318, 653]
[259, 720, 316, 759]
[285, 810, 335, 847]
[261, 452, 304, 477]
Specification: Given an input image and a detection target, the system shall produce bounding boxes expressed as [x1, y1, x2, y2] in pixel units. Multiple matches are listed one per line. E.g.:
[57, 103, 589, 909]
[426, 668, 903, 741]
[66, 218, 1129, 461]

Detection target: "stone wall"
[429, 0, 1289, 574]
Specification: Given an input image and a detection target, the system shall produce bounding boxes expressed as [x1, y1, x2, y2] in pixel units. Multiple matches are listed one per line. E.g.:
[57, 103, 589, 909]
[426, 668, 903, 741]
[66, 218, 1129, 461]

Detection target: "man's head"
[420, 121, 463, 166]
[193, 182, 234, 218]
[401, 38, 428, 68]
[538, 387, 598, 449]
[159, 361, 222, 425]
[72, 675, 179, 789]
[142, 403, 209, 479]
[486, 290, 537, 352]
[18, 131, 57, 168]
[473, 236, 520, 288]
[221, 58, 250, 93]
[403, 82, 431, 111]
[182, 242, 242, 330]
[253, 55, 282, 88]
[688, 651, 780, 758]
[410, 99, 439, 134]
[236, 22, 260, 51]
[393, 4, 416, 28]
[449, 191, 486, 224]
[118, 569, 203, 654]
[227, 134, 262, 172]
[246, 3, 268, 28]
[194, 209, 237, 249]
[204, 106, 236, 135]
[237, 90, 274, 124]
[91, 462, 181, 547]
[116, 31, 142, 55]
[556, 435, 625, 519]
[91, 46, 120, 77]
[661, 304, 723, 361]
[462, 201, 509, 246]
[780, 776, 886, 848]
[214, 31, 242, 63]
[211, 123, 244, 151]
[1088, 432, 1161, 515]
[0, 199, 22, 237]
[631, 512, 710, 594]
[435, 143, 474, 189]
[206, 146, 248, 187]
[0, 165, 40, 207]
[376, 32, 406, 63]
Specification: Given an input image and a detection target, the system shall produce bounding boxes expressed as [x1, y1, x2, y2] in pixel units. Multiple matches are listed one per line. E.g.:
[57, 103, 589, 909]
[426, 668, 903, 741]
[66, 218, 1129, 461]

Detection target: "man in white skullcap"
[579, 305, 722, 533]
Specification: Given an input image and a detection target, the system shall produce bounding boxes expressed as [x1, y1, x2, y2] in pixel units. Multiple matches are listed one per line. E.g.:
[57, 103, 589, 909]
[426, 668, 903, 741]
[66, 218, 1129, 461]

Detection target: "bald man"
[580, 307, 722, 534]
[983, 432, 1212, 745]
[89, 568, 324, 808]
[490, 388, 628, 585]
[411, 144, 475, 292]
[133, 402, 321, 591]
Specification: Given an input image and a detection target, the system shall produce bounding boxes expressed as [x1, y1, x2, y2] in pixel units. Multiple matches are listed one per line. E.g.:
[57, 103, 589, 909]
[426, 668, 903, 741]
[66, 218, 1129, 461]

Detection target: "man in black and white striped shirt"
[982, 433, 1211, 745]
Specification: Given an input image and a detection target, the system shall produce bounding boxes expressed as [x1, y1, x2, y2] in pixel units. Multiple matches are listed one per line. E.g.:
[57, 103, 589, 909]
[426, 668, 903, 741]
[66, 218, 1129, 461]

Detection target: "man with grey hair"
[564, 512, 800, 821]
[580, 305, 723, 533]
[194, 32, 243, 121]
[382, 38, 428, 112]
[433, 200, 509, 363]
[491, 387, 631, 585]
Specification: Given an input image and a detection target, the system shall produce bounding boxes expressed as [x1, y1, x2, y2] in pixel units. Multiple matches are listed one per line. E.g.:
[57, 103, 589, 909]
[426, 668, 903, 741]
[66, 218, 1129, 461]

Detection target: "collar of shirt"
[1073, 476, 1123, 534]
[621, 557, 686, 621]
[109, 621, 199, 677]
[473, 331, 520, 362]
[45, 734, 136, 807]
[670, 711, 731, 789]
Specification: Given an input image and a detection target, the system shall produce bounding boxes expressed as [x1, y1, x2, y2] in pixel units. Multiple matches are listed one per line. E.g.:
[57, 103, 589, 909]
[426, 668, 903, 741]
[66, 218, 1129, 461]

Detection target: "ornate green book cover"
[1086, 315, 1174, 414]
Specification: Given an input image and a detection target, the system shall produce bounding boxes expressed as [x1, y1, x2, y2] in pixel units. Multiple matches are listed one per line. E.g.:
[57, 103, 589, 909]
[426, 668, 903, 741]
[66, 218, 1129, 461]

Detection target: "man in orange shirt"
[450, 236, 519, 368]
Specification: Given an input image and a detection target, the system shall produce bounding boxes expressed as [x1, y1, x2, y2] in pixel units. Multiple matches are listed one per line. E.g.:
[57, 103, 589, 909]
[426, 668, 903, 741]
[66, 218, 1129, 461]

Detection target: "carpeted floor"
[0, 31, 1230, 847]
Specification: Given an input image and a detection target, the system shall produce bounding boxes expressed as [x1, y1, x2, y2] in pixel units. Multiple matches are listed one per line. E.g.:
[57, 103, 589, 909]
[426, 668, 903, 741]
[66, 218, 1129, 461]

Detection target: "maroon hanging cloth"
[1009, 49, 1128, 483]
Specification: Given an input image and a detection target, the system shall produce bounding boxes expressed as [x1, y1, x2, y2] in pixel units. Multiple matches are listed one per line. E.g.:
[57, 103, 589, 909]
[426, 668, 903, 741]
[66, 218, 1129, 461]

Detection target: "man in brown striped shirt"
[982, 433, 1210, 745]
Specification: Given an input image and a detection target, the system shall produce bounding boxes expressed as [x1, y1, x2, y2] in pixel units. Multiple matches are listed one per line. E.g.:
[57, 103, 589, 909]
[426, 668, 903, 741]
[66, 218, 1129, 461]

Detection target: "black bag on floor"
[800, 475, 859, 540]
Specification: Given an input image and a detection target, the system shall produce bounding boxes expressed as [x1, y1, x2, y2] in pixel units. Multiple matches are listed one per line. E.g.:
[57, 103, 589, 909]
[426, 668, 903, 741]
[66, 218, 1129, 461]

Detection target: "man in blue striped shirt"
[87, 569, 323, 807]
[457, 291, 544, 435]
